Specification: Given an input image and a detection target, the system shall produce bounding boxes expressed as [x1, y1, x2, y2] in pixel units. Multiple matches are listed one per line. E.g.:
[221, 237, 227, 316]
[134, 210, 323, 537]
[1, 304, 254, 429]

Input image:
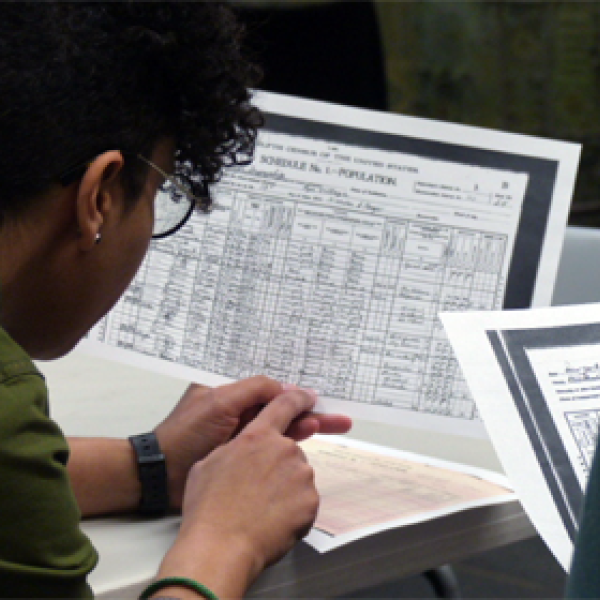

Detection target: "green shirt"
[0, 326, 97, 598]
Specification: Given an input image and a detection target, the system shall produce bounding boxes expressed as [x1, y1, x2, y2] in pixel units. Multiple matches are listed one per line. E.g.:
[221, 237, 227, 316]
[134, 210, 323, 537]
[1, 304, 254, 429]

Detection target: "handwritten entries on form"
[82, 91, 580, 436]
[527, 344, 600, 480]
[441, 304, 600, 570]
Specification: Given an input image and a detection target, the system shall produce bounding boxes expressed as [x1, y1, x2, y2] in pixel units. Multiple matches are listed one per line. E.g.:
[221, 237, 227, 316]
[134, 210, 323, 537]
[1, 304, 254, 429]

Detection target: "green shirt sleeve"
[0, 328, 98, 598]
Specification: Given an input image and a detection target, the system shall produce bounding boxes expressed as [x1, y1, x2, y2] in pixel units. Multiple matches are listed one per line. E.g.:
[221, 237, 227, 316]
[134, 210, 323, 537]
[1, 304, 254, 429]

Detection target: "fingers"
[187, 382, 211, 393]
[308, 413, 353, 434]
[286, 413, 353, 441]
[209, 375, 283, 414]
[246, 388, 317, 435]
[187, 377, 351, 440]
[285, 416, 320, 442]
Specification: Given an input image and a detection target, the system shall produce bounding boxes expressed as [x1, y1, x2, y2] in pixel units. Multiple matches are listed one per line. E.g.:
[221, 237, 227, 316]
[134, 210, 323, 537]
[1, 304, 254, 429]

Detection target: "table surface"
[40, 351, 535, 599]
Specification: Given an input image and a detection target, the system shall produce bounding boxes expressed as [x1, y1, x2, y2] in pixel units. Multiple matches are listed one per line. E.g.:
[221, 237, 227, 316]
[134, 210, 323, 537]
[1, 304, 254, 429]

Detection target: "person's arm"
[67, 437, 140, 516]
[67, 377, 352, 517]
[148, 389, 321, 600]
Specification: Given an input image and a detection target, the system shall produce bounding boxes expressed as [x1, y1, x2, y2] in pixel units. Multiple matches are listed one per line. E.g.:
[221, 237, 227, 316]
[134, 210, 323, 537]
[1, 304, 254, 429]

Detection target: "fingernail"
[282, 383, 318, 402]
[282, 383, 301, 391]
[304, 388, 318, 401]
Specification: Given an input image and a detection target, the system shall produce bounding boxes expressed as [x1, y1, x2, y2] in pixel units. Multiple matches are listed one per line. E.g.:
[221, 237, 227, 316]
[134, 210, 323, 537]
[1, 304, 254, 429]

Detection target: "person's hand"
[154, 376, 352, 509]
[156, 389, 320, 598]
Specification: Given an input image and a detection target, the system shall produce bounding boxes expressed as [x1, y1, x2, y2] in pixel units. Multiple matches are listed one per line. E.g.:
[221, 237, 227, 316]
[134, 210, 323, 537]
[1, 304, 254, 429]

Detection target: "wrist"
[157, 530, 260, 599]
[129, 432, 170, 516]
[67, 437, 142, 516]
[141, 577, 218, 600]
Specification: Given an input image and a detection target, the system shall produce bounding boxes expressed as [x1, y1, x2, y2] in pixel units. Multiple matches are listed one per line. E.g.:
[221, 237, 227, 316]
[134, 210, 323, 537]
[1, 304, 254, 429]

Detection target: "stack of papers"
[304, 436, 514, 552]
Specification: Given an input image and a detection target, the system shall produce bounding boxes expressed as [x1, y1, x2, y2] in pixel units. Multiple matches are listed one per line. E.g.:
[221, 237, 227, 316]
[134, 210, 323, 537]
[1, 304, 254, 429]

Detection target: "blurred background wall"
[377, 1, 600, 227]
[235, 1, 600, 226]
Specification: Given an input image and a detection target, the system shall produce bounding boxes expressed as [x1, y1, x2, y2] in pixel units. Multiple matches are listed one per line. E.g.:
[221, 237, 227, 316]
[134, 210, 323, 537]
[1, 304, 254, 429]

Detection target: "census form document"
[81, 91, 579, 437]
[441, 304, 600, 569]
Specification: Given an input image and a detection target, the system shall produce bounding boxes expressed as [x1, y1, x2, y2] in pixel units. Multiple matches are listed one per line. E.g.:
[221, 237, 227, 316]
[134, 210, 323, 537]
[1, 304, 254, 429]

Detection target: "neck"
[0, 199, 75, 358]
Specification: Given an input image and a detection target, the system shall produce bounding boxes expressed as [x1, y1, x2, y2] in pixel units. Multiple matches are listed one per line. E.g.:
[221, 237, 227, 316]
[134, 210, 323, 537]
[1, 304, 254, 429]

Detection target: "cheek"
[124, 234, 151, 283]
[115, 225, 153, 299]
[112, 196, 155, 300]
[129, 198, 154, 272]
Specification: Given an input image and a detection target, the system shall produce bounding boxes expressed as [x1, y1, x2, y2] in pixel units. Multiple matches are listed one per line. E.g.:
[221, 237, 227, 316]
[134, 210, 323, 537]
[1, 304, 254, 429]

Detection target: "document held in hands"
[72, 92, 578, 557]
[441, 303, 600, 570]
[80, 90, 580, 439]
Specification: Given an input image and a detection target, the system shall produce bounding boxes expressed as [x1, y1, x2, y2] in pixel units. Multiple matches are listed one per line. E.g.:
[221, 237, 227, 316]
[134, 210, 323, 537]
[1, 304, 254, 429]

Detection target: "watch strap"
[129, 432, 169, 516]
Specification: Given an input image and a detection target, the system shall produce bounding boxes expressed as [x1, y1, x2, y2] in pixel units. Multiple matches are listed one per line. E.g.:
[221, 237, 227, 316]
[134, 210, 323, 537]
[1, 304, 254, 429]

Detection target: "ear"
[76, 151, 125, 251]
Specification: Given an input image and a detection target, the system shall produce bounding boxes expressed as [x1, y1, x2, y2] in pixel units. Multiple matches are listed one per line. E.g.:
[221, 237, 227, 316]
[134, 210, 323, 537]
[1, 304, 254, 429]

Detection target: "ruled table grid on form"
[95, 178, 508, 420]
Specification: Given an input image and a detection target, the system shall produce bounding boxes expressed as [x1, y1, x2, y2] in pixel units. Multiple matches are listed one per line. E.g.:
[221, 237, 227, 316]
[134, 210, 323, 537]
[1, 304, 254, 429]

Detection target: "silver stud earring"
[95, 232, 102, 245]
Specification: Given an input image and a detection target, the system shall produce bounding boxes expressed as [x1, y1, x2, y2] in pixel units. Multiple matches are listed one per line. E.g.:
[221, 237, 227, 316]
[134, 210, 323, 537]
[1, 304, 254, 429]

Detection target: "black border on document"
[485, 323, 600, 542]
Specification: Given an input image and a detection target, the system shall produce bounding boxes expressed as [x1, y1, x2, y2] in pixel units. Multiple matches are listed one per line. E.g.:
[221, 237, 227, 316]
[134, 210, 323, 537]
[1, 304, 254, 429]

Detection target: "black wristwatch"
[128, 432, 170, 516]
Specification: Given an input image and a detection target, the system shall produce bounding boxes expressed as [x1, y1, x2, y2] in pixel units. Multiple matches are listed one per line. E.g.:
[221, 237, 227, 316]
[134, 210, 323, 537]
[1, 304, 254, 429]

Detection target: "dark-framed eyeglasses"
[137, 155, 211, 239]
[59, 153, 211, 239]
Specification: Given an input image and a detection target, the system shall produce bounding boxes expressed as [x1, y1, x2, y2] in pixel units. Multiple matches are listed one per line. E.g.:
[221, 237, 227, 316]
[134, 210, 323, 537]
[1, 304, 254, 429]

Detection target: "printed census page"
[441, 304, 600, 569]
[303, 436, 514, 552]
[81, 91, 579, 437]
[526, 343, 600, 490]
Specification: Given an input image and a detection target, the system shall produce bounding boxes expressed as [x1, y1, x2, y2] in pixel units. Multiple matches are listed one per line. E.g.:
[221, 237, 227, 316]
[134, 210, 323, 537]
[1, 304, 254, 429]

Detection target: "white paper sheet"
[303, 435, 514, 553]
[79, 91, 580, 437]
[441, 302, 600, 570]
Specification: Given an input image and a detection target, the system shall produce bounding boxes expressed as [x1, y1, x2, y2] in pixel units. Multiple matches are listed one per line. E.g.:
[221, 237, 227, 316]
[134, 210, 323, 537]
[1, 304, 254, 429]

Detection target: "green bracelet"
[139, 577, 219, 600]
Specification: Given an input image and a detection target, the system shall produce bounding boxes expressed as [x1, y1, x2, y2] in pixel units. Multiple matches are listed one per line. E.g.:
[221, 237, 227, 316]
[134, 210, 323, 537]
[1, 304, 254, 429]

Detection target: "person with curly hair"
[0, 2, 351, 598]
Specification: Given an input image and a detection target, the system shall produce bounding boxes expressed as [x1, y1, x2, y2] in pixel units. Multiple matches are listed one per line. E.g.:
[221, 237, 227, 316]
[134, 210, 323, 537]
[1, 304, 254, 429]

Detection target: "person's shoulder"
[0, 327, 96, 600]
[0, 325, 50, 431]
[0, 325, 42, 385]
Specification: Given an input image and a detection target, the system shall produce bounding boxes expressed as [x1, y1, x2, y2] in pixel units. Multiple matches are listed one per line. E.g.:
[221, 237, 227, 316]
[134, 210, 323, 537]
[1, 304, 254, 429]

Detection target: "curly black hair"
[0, 1, 262, 218]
